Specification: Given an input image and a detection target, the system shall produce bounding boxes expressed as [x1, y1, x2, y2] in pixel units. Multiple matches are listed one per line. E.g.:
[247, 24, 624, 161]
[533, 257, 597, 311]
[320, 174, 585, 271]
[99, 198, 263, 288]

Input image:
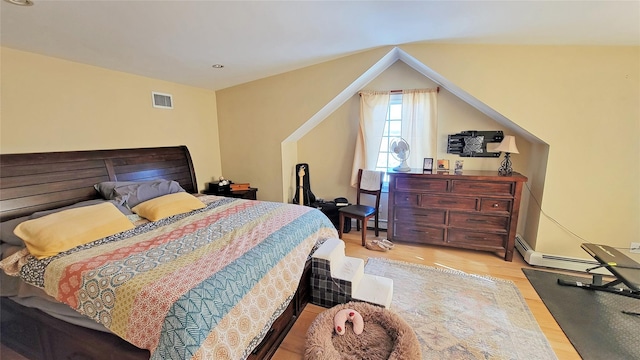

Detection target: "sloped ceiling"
[281, 47, 547, 201]
[2, 0, 638, 91]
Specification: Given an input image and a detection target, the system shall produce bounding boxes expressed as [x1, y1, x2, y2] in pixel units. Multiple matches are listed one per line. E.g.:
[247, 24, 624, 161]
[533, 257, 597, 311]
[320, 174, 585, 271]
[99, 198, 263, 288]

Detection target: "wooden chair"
[338, 169, 384, 246]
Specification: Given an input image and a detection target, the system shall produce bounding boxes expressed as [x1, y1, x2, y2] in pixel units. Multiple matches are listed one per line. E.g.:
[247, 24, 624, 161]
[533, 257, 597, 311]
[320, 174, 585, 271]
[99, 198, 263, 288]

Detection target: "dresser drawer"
[393, 177, 448, 192]
[449, 212, 509, 231]
[422, 195, 477, 210]
[394, 207, 446, 225]
[451, 180, 514, 196]
[447, 229, 506, 250]
[394, 223, 445, 243]
[394, 192, 420, 206]
[480, 198, 512, 213]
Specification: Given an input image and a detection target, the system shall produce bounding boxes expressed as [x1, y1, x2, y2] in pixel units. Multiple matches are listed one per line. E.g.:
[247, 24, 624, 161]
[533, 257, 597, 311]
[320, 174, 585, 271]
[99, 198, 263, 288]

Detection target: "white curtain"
[350, 88, 438, 187]
[401, 89, 438, 169]
[350, 91, 390, 187]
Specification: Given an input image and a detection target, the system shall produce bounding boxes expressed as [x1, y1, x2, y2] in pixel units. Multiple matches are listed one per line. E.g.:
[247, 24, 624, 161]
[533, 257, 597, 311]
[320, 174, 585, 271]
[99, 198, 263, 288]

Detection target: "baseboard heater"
[515, 235, 610, 275]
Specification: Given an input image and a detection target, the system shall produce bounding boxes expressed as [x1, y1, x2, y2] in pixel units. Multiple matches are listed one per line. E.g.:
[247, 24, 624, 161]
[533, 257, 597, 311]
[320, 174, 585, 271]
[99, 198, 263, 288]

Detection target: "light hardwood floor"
[1, 229, 580, 360]
[273, 230, 581, 360]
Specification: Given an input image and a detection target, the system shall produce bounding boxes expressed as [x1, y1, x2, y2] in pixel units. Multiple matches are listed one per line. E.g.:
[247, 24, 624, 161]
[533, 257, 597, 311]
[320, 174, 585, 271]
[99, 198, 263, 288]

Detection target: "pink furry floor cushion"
[305, 301, 421, 360]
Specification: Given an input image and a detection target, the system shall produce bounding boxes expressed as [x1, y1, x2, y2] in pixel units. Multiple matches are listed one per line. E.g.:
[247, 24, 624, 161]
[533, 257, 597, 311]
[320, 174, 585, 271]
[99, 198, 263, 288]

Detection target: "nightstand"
[202, 184, 258, 200]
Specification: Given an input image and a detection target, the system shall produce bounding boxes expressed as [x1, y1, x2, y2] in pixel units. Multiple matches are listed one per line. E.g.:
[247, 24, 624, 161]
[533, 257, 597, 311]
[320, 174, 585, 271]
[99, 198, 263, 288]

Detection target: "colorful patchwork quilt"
[13, 196, 337, 359]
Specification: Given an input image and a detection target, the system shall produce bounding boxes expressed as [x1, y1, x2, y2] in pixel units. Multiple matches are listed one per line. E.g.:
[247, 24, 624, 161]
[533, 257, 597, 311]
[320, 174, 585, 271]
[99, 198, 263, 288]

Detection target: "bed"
[0, 146, 337, 360]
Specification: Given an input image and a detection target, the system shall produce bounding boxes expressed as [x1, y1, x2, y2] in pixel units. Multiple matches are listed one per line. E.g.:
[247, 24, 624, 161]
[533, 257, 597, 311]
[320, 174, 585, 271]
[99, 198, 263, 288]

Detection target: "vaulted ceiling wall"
[216, 43, 639, 259]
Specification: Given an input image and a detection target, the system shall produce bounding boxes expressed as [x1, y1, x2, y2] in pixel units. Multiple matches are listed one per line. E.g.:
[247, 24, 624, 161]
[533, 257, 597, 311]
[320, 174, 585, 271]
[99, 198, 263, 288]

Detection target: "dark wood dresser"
[387, 169, 527, 261]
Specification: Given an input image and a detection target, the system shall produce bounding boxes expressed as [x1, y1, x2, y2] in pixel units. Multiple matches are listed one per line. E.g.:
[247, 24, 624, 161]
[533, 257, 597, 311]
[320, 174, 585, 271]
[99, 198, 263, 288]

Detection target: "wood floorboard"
[0, 229, 580, 360]
[273, 230, 581, 360]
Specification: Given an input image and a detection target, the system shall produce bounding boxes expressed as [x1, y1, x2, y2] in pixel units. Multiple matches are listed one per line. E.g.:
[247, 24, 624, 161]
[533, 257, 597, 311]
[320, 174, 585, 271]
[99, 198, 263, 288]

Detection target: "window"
[352, 88, 436, 190]
[375, 93, 403, 187]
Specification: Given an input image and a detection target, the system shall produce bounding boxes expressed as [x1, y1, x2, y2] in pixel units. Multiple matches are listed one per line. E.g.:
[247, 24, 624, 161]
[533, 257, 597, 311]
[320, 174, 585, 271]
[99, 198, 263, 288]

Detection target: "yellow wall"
[217, 44, 639, 259]
[401, 44, 639, 257]
[297, 61, 533, 234]
[216, 47, 392, 201]
[3, 43, 638, 261]
[0, 47, 222, 191]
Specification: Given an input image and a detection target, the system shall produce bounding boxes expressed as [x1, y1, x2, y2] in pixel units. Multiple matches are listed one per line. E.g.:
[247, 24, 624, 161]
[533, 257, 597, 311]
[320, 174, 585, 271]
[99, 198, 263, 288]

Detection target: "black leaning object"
[292, 163, 316, 206]
[310, 200, 351, 233]
[556, 243, 640, 299]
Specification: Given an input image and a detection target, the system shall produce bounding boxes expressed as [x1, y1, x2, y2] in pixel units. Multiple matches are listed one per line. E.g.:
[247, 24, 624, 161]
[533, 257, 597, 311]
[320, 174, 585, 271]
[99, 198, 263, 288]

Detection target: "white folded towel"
[360, 170, 382, 191]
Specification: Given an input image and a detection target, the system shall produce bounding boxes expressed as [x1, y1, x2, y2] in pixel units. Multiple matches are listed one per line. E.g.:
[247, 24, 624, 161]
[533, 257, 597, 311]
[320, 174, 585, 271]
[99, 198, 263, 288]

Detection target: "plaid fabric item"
[310, 258, 353, 308]
[311, 258, 331, 277]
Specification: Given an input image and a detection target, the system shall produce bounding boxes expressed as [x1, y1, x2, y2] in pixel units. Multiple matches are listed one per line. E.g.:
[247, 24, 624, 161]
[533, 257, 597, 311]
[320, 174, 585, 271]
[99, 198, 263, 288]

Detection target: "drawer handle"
[467, 219, 488, 224]
[492, 203, 499, 208]
[252, 328, 275, 354]
[410, 229, 431, 234]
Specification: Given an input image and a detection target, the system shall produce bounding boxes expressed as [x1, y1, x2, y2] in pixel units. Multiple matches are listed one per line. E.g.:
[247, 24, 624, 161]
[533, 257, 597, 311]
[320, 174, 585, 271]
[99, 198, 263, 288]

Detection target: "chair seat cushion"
[339, 204, 376, 218]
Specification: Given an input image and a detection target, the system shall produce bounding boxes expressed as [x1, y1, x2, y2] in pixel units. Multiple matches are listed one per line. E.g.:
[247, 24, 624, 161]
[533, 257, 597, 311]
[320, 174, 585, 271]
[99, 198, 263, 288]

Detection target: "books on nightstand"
[230, 183, 250, 191]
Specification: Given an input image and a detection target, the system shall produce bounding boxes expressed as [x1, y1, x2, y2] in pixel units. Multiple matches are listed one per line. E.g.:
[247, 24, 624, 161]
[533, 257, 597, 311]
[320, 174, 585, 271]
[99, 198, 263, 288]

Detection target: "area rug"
[364, 258, 557, 360]
[523, 268, 640, 360]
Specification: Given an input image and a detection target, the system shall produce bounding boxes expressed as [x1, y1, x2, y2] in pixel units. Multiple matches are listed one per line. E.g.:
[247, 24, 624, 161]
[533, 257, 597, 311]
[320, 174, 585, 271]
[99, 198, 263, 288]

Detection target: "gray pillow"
[111, 180, 185, 208]
[30, 199, 133, 219]
[0, 216, 30, 246]
[94, 181, 139, 202]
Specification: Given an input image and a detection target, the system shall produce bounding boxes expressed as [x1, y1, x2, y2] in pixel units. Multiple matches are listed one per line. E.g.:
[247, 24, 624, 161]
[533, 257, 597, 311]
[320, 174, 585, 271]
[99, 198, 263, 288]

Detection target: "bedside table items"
[203, 179, 258, 200]
[230, 183, 250, 191]
[454, 160, 464, 174]
[215, 176, 231, 193]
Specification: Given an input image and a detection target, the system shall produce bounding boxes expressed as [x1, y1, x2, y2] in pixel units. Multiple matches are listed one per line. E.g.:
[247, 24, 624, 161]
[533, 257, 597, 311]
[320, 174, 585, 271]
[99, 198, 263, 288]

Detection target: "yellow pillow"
[131, 192, 206, 221]
[14, 203, 135, 259]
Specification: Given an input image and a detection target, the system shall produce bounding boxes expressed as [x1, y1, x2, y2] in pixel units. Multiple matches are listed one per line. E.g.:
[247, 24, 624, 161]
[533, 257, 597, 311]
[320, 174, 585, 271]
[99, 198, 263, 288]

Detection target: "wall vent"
[152, 92, 173, 109]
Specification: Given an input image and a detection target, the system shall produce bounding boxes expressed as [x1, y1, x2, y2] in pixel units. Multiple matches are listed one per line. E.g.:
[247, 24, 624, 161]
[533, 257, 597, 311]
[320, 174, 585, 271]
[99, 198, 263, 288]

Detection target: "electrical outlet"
[631, 242, 640, 253]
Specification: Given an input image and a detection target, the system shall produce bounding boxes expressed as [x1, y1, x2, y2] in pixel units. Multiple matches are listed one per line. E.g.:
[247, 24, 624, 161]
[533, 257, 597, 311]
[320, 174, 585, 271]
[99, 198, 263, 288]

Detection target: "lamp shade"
[494, 135, 519, 154]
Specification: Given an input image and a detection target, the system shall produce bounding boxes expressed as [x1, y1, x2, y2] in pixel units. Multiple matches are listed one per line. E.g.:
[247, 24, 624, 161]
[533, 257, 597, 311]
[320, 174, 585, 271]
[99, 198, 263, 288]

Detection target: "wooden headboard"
[0, 146, 197, 222]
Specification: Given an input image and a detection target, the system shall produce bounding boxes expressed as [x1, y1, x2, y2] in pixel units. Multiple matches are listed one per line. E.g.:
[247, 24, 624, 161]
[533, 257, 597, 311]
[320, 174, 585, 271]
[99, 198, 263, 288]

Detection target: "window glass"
[375, 94, 403, 187]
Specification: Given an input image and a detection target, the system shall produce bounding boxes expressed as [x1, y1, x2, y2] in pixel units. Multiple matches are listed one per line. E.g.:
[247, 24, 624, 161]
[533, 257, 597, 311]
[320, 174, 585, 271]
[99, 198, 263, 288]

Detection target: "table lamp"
[494, 135, 519, 176]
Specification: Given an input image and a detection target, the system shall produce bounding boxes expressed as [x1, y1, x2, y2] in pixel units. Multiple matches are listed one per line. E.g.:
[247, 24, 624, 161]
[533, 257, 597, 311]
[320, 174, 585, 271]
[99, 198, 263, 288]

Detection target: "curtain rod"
[389, 87, 439, 93]
[359, 87, 440, 96]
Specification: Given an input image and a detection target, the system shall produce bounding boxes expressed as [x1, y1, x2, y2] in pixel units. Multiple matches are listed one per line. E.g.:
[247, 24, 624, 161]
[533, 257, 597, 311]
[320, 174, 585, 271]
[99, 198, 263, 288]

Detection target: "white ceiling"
[2, 0, 638, 91]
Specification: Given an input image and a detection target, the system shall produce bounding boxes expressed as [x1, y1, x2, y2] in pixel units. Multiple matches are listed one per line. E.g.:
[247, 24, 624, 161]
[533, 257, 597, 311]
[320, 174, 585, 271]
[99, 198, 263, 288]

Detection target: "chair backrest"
[356, 169, 384, 208]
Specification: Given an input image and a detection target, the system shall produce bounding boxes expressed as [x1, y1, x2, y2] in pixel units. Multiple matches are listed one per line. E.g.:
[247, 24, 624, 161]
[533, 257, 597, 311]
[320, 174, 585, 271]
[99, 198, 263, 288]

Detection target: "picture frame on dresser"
[423, 158, 433, 171]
